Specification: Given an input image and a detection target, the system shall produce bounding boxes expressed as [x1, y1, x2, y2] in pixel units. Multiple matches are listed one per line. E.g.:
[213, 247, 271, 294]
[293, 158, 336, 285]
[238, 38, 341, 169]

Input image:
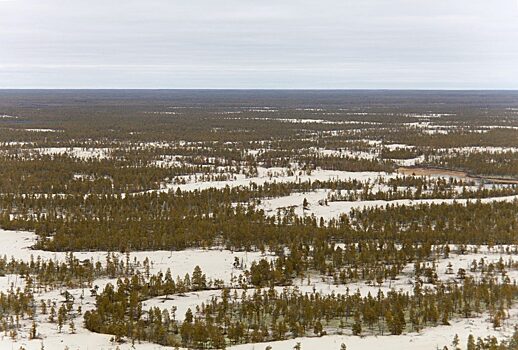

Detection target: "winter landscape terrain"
[1, 90, 518, 350]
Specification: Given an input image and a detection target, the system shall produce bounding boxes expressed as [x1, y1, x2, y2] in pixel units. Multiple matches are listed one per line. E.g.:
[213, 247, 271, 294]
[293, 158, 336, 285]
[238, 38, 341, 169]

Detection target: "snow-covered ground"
[32, 147, 112, 159]
[391, 155, 425, 166]
[25, 128, 63, 133]
[438, 146, 518, 154]
[258, 190, 518, 221]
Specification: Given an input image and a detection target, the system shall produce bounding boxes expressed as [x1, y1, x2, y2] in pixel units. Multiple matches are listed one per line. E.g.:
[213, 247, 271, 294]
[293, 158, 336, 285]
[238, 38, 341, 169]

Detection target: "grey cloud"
[1, 0, 517, 88]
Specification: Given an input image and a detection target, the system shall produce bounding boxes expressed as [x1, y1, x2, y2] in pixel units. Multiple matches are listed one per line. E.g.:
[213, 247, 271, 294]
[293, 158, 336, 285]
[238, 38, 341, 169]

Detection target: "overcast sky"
[1, 0, 518, 89]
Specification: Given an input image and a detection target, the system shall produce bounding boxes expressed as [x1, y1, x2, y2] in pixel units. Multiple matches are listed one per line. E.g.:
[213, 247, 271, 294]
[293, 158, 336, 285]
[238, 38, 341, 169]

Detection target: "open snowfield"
[0, 229, 266, 284]
[155, 168, 391, 194]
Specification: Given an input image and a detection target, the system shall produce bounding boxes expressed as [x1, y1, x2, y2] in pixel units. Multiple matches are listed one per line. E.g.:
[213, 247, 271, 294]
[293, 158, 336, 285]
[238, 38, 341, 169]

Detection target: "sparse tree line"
[327, 181, 518, 202]
[0, 252, 142, 291]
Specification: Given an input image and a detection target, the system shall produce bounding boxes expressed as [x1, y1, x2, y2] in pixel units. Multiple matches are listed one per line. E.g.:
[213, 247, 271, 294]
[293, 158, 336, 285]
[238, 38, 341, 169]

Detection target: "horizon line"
[1, 88, 518, 91]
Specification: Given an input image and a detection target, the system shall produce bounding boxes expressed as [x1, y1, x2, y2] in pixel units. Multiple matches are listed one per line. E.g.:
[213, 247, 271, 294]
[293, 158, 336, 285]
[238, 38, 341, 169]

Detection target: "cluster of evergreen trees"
[455, 330, 518, 350]
[2, 181, 518, 252]
[430, 151, 518, 177]
[84, 274, 518, 348]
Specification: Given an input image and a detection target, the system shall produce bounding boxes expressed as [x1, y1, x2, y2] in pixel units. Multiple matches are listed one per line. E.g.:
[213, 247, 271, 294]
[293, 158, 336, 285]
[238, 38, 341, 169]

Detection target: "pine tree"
[466, 334, 476, 350]
[313, 320, 323, 336]
[352, 311, 362, 336]
[30, 320, 37, 339]
[49, 305, 56, 323]
[185, 308, 193, 323]
[452, 334, 460, 350]
[69, 319, 76, 334]
[192, 266, 206, 291]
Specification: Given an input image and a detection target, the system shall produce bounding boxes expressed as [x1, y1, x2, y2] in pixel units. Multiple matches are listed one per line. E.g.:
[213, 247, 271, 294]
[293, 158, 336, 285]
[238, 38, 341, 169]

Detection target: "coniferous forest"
[1, 90, 518, 349]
